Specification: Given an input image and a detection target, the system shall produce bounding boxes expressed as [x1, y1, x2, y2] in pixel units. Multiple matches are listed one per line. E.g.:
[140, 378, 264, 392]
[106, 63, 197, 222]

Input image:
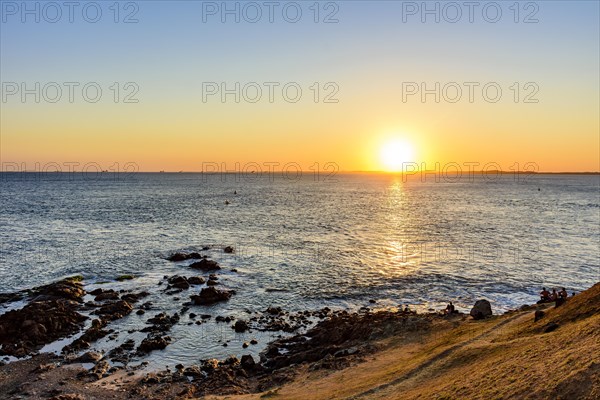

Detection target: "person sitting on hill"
[550, 288, 559, 301]
[445, 302, 455, 315]
[559, 287, 569, 299]
[539, 287, 551, 302]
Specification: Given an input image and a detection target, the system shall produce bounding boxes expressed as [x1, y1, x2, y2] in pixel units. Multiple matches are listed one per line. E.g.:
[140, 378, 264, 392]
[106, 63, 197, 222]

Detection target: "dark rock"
[89, 360, 110, 379]
[223, 246, 234, 253]
[206, 280, 219, 286]
[241, 354, 256, 370]
[30, 277, 86, 303]
[93, 300, 133, 321]
[543, 322, 559, 333]
[0, 279, 87, 357]
[183, 365, 202, 378]
[63, 319, 109, 354]
[141, 312, 180, 333]
[168, 276, 190, 290]
[167, 253, 189, 262]
[168, 252, 203, 262]
[190, 287, 233, 305]
[75, 351, 103, 363]
[470, 300, 492, 320]
[140, 301, 153, 310]
[189, 259, 221, 271]
[234, 320, 249, 333]
[137, 335, 171, 353]
[121, 291, 149, 304]
[266, 306, 283, 315]
[201, 359, 220, 373]
[94, 290, 119, 301]
[188, 276, 205, 285]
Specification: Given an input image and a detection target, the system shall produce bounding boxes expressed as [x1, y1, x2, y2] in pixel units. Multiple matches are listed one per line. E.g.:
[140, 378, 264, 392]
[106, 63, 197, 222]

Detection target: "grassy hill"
[208, 283, 599, 400]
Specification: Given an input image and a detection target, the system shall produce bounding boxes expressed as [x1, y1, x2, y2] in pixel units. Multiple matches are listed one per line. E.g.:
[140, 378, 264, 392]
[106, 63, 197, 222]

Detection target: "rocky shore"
[1, 252, 598, 399]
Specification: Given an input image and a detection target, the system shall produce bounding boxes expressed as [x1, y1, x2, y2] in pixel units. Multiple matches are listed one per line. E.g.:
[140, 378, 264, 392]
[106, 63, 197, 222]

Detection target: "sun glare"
[380, 139, 415, 172]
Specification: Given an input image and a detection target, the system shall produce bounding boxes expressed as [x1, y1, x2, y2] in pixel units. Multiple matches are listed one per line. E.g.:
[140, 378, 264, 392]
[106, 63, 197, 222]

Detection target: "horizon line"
[4, 170, 600, 175]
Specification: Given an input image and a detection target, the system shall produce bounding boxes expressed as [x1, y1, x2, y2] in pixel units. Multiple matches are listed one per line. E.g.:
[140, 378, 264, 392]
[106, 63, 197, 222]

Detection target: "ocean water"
[1, 172, 599, 365]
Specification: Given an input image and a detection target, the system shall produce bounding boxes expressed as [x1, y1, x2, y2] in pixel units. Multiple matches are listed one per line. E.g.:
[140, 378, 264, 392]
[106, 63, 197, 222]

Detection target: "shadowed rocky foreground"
[0, 275, 598, 399]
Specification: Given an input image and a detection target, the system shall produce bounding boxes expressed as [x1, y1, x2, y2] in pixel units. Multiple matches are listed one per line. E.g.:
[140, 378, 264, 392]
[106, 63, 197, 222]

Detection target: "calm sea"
[1, 172, 599, 365]
[1, 172, 599, 308]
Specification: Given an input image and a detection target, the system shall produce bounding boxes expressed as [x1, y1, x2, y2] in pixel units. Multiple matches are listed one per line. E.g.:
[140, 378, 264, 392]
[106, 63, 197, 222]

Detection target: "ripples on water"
[0, 172, 599, 364]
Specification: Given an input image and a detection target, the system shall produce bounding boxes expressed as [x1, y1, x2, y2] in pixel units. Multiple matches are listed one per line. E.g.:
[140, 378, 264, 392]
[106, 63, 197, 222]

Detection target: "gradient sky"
[1, 0, 599, 172]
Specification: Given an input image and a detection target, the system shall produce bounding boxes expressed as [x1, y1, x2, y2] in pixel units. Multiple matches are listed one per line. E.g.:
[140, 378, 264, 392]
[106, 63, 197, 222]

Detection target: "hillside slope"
[208, 283, 600, 400]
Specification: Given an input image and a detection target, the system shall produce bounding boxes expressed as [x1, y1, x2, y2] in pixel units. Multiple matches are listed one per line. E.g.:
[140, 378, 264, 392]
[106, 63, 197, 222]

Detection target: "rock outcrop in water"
[167, 252, 202, 262]
[189, 258, 221, 271]
[190, 287, 234, 305]
[0, 277, 87, 357]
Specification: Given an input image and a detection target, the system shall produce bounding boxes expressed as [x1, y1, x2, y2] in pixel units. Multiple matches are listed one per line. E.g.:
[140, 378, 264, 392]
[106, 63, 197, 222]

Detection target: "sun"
[380, 139, 415, 172]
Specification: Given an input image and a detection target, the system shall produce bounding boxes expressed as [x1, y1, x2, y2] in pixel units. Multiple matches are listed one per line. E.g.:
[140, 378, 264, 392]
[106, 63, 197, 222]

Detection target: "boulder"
[121, 291, 149, 304]
[223, 246, 234, 253]
[190, 287, 233, 305]
[167, 253, 190, 262]
[234, 320, 249, 333]
[189, 259, 221, 271]
[93, 300, 133, 320]
[94, 290, 119, 301]
[167, 252, 202, 262]
[470, 300, 492, 320]
[168, 276, 190, 290]
[188, 276, 205, 285]
[75, 351, 103, 363]
[240, 354, 256, 370]
[137, 335, 171, 353]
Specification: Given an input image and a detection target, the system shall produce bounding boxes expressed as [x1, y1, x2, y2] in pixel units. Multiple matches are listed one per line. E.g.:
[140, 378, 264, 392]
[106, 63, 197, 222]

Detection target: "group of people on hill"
[538, 287, 573, 304]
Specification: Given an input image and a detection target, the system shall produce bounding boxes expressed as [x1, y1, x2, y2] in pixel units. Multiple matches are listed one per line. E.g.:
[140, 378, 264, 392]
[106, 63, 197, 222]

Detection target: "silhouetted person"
[550, 289, 558, 301]
[539, 287, 551, 302]
[445, 302, 455, 315]
[559, 288, 568, 299]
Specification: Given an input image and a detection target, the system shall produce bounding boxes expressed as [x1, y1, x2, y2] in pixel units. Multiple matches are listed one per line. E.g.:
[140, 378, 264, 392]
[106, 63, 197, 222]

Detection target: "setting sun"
[380, 139, 416, 172]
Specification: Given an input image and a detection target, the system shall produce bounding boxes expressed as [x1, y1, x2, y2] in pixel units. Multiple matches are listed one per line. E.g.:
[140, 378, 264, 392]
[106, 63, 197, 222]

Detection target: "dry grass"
[205, 283, 600, 400]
